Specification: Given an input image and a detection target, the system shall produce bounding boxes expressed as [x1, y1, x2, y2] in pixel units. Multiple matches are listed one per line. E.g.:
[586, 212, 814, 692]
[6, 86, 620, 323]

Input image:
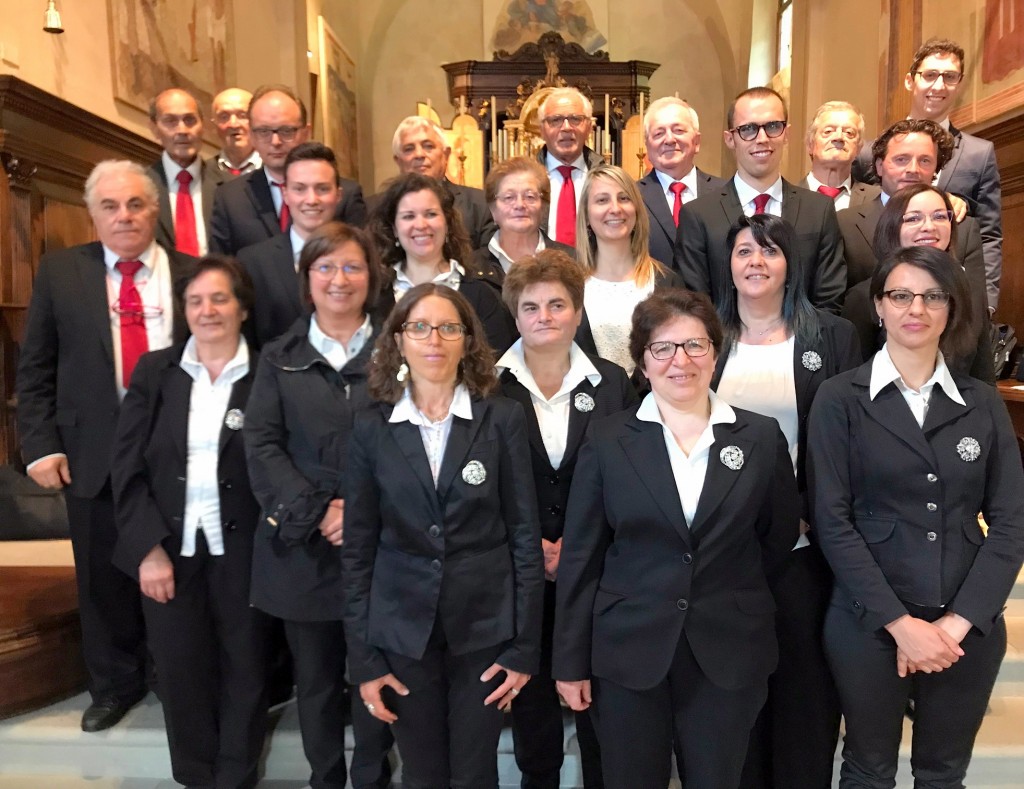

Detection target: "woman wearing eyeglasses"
[841, 183, 994, 382]
[476, 157, 576, 280]
[370, 172, 516, 352]
[808, 244, 1024, 788]
[710, 215, 859, 789]
[553, 288, 800, 789]
[244, 222, 387, 789]
[342, 283, 543, 788]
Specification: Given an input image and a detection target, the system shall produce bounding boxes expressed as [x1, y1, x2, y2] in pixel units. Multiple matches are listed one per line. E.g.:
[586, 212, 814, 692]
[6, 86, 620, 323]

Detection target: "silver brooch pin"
[224, 408, 245, 431]
[462, 460, 487, 485]
[956, 437, 981, 462]
[720, 445, 744, 471]
[574, 393, 595, 412]
[801, 351, 822, 371]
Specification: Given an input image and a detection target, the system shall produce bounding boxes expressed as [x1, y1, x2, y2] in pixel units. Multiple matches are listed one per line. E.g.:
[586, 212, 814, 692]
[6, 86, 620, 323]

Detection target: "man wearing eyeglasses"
[210, 84, 367, 255]
[637, 97, 726, 268]
[209, 87, 261, 178]
[674, 86, 846, 314]
[17, 160, 196, 733]
[535, 87, 603, 246]
[800, 101, 880, 211]
[147, 88, 226, 258]
[854, 38, 1002, 312]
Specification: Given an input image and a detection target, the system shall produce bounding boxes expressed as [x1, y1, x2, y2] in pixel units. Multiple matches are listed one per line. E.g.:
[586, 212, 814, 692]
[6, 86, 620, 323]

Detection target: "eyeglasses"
[901, 209, 953, 227]
[541, 114, 589, 129]
[645, 337, 712, 360]
[728, 121, 787, 141]
[251, 126, 301, 142]
[401, 321, 467, 340]
[310, 262, 368, 278]
[914, 70, 963, 86]
[112, 301, 164, 324]
[496, 191, 541, 206]
[881, 289, 950, 309]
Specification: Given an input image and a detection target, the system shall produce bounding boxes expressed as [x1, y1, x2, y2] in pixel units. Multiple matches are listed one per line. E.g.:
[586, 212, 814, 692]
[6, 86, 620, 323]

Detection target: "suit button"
[431, 559, 442, 572]
[549, 475, 559, 485]
[548, 505, 561, 516]
[176, 476, 186, 482]
[428, 524, 441, 537]
[926, 502, 938, 512]
[926, 531, 937, 541]
[676, 599, 689, 611]
[853, 600, 863, 610]
[927, 473, 938, 483]
[220, 479, 232, 490]
[223, 520, 236, 531]
[682, 553, 693, 564]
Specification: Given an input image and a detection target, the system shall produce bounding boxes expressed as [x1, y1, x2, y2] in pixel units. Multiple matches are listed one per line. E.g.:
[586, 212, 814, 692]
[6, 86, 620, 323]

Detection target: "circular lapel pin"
[462, 459, 487, 485]
[720, 445, 744, 471]
[956, 437, 980, 462]
[801, 351, 822, 371]
[574, 393, 595, 412]
[224, 408, 245, 431]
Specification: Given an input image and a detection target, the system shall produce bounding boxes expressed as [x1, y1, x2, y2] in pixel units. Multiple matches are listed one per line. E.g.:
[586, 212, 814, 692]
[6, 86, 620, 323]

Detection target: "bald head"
[212, 88, 254, 165]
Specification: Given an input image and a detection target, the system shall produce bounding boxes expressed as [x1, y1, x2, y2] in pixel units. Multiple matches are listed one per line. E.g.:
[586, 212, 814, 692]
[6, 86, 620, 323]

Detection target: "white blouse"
[584, 276, 655, 375]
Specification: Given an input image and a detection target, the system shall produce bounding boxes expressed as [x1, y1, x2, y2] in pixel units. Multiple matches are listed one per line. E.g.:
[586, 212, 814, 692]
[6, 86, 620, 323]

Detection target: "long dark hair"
[717, 214, 820, 358]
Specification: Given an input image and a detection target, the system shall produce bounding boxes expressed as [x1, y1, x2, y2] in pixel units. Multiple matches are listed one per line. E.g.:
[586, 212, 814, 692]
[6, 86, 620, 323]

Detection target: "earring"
[394, 239, 400, 248]
[878, 317, 883, 328]
[396, 360, 409, 383]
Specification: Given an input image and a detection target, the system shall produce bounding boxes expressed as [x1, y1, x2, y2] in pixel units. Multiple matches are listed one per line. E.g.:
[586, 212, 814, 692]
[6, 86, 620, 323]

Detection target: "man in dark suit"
[535, 87, 603, 245]
[800, 100, 880, 210]
[208, 87, 261, 178]
[16, 160, 194, 732]
[854, 38, 1002, 312]
[637, 97, 726, 267]
[210, 84, 367, 255]
[237, 141, 342, 348]
[387, 115, 496, 249]
[147, 88, 226, 257]
[675, 86, 846, 313]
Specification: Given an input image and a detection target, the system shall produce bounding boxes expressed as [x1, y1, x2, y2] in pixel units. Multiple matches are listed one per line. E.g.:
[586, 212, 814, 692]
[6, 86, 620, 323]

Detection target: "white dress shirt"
[495, 340, 602, 468]
[869, 344, 965, 428]
[393, 260, 464, 302]
[389, 384, 474, 485]
[654, 167, 700, 209]
[308, 312, 372, 372]
[804, 172, 854, 211]
[216, 149, 261, 174]
[546, 151, 587, 240]
[487, 232, 547, 274]
[289, 227, 307, 271]
[161, 151, 208, 255]
[178, 336, 251, 557]
[733, 174, 784, 217]
[636, 390, 737, 526]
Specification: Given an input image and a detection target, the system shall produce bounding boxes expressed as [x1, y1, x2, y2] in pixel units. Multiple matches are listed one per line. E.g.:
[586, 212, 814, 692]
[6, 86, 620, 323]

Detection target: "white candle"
[639, 91, 645, 119]
[459, 95, 466, 115]
[491, 96, 498, 156]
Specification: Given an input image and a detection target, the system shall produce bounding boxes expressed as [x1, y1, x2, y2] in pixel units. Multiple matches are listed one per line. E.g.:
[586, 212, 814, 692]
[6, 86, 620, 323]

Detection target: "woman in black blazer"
[112, 257, 270, 789]
[497, 250, 637, 788]
[342, 283, 544, 789]
[808, 245, 1024, 788]
[243, 223, 387, 789]
[553, 289, 800, 789]
[369, 172, 516, 352]
[711, 214, 860, 789]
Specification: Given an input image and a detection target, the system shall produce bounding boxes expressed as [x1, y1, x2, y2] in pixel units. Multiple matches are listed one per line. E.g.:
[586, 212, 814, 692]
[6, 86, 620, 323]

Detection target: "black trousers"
[740, 544, 840, 789]
[143, 535, 272, 789]
[591, 633, 767, 789]
[382, 628, 506, 789]
[825, 600, 1007, 789]
[66, 488, 147, 701]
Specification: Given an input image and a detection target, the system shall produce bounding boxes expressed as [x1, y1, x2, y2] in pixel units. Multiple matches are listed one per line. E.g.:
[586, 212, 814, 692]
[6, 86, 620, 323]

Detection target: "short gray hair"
[538, 88, 593, 120]
[391, 116, 448, 158]
[643, 96, 700, 137]
[84, 160, 159, 212]
[805, 100, 865, 151]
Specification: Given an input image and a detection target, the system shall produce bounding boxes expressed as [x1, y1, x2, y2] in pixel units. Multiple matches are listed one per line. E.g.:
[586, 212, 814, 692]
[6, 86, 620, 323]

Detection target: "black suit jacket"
[16, 242, 194, 498]
[447, 181, 497, 249]
[674, 178, 847, 314]
[807, 362, 1024, 634]
[472, 232, 575, 285]
[148, 159, 227, 253]
[342, 395, 544, 683]
[110, 344, 259, 577]
[638, 167, 727, 268]
[209, 168, 367, 255]
[552, 404, 800, 691]
[236, 234, 306, 349]
[796, 176, 881, 209]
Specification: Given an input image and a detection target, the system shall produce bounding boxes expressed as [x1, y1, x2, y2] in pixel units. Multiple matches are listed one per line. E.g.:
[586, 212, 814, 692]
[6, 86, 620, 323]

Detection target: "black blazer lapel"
[80, 245, 115, 364]
[149, 164, 177, 249]
[562, 377, 598, 468]
[247, 172, 281, 237]
[390, 419, 442, 510]
[158, 362, 193, 466]
[436, 399, 488, 502]
[937, 128, 965, 191]
[689, 423, 751, 538]
[780, 179, 801, 226]
[855, 366, 935, 464]
[575, 308, 598, 356]
[200, 160, 222, 233]
[270, 235, 303, 313]
[922, 383, 973, 436]
[219, 369, 254, 458]
[166, 248, 197, 343]
[619, 418, 692, 545]
[500, 376, 548, 462]
[720, 181, 744, 227]
[792, 334, 817, 418]
[639, 172, 676, 245]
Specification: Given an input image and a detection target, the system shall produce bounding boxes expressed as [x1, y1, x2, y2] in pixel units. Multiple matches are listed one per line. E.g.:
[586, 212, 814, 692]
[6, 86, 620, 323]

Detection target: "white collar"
[289, 227, 306, 259]
[733, 173, 784, 208]
[161, 151, 202, 185]
[389, 383, 474, 425]
[394, 259, 465, 289]
[487, 232, 546, 273]
[545, 151, 587, 174]
[654, 166, 698, 196]
[496, 339, 601, 400]
[217, 149, 261, 170]
[636, 388, 737, 428]
[103, 240, 159, 272]
[804, 172, 852, 193]
[869, 344, 965, 405]
[179, 335, 250, 384]
[308, 312, 371, 355]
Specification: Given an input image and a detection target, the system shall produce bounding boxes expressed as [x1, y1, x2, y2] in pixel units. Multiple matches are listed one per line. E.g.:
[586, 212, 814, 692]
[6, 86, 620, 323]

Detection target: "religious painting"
[485, 0, 608, 56]
[107, 0, 234, 126]
[318, 16, 359, 181]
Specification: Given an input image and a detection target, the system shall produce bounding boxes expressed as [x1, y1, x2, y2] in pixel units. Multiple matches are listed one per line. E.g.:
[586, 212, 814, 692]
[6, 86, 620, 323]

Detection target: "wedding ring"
[510, 688, 519, 695]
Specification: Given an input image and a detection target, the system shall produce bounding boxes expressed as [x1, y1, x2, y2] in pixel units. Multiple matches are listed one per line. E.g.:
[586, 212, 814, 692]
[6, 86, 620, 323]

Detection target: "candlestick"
[604, 93, 610, 130]
[639, 91, 645, 119]
[459, 95, 466, 115]
[491, 96, 498, 161]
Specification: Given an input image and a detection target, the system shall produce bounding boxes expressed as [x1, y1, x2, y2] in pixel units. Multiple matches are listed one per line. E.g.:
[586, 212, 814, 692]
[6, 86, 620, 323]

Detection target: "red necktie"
[115, 260, 149, 388]
[669, 182, 687, 227]
[555, 165, 576, 246]
[752, 194, 771, 215]
[272, 181, 290, 232]
[817, 184, 843, 200]
[228, 167, 242, 176]
[174, 171, 199, 256]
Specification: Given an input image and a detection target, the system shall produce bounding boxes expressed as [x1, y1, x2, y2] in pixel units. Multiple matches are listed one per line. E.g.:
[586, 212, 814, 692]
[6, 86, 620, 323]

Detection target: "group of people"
[13, 32, 1024, 789]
